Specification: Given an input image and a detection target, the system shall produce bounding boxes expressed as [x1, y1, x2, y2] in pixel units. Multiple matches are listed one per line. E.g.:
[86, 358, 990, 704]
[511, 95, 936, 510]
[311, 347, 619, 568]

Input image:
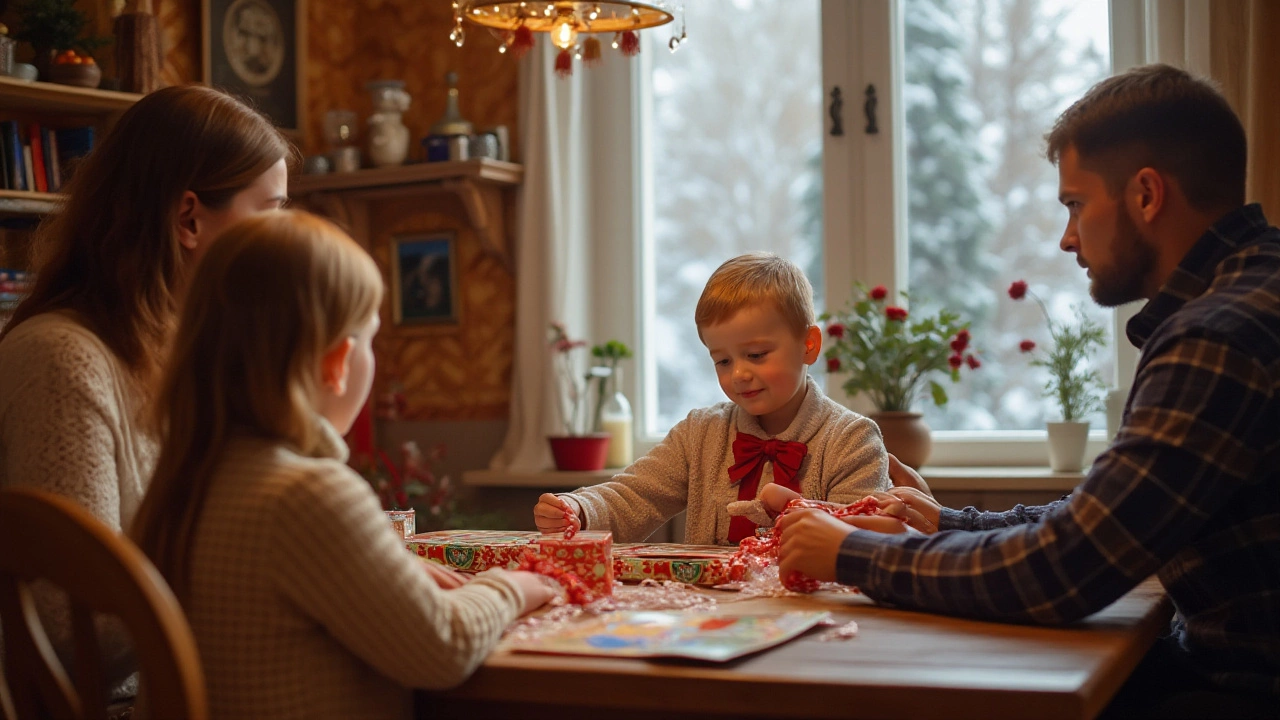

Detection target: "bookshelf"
[0, 76, 143, 216]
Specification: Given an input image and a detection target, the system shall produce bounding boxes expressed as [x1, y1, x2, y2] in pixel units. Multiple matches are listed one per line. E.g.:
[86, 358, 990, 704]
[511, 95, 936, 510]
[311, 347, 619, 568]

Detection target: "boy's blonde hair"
[132, 210, 383, 600]
[695, 252, 815, 340]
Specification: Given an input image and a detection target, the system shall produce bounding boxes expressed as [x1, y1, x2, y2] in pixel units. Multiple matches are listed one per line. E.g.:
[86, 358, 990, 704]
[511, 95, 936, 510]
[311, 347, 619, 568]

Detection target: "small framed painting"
[391, 233, 459, 325]
[202, 0, 306, 134]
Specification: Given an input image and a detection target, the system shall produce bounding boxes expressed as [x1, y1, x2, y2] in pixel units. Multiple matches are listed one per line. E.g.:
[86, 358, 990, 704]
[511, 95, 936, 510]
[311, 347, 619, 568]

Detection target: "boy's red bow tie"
[727, 432, 808, 543]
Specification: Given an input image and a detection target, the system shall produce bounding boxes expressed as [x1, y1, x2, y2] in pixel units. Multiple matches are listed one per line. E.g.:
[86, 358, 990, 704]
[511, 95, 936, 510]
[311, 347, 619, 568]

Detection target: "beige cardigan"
[188, 420, 525, 719]
[0, 311, 156, 698]
[566, 377, 890, 544]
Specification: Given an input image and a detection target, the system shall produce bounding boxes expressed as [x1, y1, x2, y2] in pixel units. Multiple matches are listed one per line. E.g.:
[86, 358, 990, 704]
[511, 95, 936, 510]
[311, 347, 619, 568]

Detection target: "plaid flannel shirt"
[837, 204, 1280, 696]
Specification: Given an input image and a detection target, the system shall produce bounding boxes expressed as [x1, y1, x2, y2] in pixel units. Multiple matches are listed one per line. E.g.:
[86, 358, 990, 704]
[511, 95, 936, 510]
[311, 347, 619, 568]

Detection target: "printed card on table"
[505, 610, 830, 662]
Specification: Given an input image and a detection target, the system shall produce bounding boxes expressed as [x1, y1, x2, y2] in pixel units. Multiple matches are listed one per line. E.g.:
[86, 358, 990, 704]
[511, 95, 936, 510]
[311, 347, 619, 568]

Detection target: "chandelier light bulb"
[551, 15, 579, 49]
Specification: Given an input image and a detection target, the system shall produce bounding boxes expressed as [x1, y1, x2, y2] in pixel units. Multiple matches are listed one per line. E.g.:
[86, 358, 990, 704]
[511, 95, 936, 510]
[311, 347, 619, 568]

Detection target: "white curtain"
[489, 43, 592, 471]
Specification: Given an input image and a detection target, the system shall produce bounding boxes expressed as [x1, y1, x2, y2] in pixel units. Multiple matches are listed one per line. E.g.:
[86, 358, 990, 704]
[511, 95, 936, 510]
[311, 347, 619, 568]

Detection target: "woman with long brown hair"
[0, 84, 291, 698]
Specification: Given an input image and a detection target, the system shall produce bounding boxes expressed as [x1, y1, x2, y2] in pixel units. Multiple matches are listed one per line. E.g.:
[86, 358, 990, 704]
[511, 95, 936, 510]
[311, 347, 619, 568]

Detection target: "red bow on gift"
[727, 432, 808, 543]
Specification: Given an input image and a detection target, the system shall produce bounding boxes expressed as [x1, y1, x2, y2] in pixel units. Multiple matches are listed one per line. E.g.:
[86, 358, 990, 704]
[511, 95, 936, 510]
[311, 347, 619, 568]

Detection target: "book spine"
[1, 121, 24, 192]
[22, 145, 34, 193]
[42, 127, 60, 192]
[28, 124, 48, 194]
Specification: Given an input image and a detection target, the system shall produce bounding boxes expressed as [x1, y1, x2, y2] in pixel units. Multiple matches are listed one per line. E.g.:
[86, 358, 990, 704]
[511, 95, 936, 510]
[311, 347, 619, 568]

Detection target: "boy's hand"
[876, 487, 941, 534]
[421, 561, 471, 589]
[776, 509, 857, 582]
[887, 454, 934, 498]
[760, 483, 803, 518]
[533, 493, 582, 534]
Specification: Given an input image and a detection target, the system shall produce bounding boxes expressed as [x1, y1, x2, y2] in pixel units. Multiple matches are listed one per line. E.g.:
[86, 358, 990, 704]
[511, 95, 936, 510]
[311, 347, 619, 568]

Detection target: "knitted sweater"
[567, 377, 890, 544]
[188, 419, 525, 720]
[0, 311, 156, 697]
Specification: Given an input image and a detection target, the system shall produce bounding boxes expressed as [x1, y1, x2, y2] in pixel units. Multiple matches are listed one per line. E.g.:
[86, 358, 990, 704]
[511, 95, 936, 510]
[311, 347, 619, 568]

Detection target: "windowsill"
[462, 466, 1086, 492]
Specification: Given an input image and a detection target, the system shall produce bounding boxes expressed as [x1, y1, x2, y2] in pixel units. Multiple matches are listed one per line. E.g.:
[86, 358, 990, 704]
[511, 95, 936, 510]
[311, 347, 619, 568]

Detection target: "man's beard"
[1089, 207, 1157, 308]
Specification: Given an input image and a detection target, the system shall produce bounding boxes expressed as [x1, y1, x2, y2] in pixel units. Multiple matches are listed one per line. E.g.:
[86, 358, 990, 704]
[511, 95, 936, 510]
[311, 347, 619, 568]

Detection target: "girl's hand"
[877, 487, 941, 534]
[887, 454, 934, 498]
[533, 493, 582, 534]
[421, 561, 471, 589]
[495, 570, 560, 615]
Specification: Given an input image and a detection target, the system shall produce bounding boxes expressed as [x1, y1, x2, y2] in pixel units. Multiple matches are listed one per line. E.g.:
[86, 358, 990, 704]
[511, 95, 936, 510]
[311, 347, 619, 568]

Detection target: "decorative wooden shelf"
[0, 75, 142, 117]
[290, 158, 523, 270]
[0, 189, 62, 218]
[289, 158, 522, 194]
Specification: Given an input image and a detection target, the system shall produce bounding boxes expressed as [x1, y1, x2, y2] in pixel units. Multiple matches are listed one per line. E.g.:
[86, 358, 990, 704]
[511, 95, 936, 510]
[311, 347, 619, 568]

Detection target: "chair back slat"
[0, 488, 207, 720]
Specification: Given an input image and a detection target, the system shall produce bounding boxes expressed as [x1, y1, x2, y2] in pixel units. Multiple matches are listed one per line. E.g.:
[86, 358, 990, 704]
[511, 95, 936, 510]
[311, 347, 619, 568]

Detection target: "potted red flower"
[822, 283, 978, 468]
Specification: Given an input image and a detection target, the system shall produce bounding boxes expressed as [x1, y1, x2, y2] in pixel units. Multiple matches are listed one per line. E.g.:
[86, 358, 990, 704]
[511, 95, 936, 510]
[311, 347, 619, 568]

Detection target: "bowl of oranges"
[46, 50, 101, 88]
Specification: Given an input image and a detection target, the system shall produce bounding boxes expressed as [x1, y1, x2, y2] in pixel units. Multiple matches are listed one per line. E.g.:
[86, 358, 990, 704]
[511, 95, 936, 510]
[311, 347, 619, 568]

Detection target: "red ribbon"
[727, 432, 808, 543]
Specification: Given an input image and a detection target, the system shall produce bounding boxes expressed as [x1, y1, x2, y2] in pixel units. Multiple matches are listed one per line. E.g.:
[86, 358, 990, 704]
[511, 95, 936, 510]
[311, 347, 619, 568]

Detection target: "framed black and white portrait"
[202, 0, 306, 134]
[391, 233, 460, 325]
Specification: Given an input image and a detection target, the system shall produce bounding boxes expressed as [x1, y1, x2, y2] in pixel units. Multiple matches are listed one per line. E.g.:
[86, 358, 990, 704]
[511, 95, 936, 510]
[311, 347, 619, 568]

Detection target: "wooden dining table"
[417, 576, 1172, 720]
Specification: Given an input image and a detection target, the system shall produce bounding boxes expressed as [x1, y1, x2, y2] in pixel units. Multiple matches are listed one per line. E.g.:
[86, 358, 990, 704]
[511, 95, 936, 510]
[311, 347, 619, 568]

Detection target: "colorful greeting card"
[505, 610, 830, 662]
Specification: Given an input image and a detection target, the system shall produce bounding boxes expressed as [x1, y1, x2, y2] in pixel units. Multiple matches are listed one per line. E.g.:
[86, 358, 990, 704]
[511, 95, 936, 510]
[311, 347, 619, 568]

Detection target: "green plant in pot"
[1009, 279, 1106, 472]
[12, 0, 110, 81]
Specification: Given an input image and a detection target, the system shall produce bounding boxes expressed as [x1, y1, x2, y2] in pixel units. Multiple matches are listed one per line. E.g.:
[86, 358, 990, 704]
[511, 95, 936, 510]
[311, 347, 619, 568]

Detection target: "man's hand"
[421, 561, 471, 589]
[776, 508, 858, 582]
[875, 487, 941, 534]
[533, 493, 582, 534]
[888, 454, 934, 498]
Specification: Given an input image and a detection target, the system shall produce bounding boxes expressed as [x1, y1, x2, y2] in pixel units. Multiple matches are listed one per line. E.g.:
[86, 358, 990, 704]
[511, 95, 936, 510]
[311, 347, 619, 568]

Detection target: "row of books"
[0, 121, 95, 194]
[0, 268, 34, 314]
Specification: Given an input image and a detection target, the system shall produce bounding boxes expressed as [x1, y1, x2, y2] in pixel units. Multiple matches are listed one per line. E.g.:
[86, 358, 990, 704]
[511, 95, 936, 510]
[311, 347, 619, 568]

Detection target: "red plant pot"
[548, 434, 611, 471]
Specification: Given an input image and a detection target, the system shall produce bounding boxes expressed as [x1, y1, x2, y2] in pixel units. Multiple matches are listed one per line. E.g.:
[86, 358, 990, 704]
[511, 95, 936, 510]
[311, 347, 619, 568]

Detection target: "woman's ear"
[177, 191, 201, 250]
[320, 338, 355, 396]
[803, 324, 823, 364]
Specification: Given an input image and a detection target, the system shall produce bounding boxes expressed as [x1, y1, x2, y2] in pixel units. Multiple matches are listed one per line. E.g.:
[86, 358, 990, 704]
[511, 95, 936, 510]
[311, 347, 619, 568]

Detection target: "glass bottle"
[600, 369, 634, 468]
[429, 71, 474, 136]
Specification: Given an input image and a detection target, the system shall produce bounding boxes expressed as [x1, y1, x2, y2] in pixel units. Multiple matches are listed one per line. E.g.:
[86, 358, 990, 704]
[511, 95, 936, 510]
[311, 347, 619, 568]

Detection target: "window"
[625, 0, 1132, 464]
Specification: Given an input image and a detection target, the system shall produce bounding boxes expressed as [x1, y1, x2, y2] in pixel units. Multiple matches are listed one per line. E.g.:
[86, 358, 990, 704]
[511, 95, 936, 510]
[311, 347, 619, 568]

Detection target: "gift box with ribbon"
[611, 543, 740, 586]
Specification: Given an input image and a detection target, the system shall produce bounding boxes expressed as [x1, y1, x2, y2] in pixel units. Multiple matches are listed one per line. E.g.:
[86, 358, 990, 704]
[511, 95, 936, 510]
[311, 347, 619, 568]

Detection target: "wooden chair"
[0, 488, 207, 720]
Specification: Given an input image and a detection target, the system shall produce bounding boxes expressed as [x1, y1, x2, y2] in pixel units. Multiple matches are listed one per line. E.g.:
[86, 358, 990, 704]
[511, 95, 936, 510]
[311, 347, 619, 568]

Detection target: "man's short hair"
[695, 252, 815, 340]
[1045, 63, 1246, 212]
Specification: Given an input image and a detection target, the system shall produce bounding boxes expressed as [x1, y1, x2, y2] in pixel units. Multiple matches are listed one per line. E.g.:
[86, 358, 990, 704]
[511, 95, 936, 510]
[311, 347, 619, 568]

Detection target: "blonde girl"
[132, 210, 552, 718]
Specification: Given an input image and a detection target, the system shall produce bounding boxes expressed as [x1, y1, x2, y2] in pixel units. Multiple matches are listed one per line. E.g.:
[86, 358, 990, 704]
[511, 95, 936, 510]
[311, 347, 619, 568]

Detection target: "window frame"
[601, 0, 1179, 465]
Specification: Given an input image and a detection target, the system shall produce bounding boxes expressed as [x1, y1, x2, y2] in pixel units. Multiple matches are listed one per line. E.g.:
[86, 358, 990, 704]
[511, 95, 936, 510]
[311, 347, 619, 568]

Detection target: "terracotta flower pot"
[871, 411, 932, 469]
[548, 434, 611, 471]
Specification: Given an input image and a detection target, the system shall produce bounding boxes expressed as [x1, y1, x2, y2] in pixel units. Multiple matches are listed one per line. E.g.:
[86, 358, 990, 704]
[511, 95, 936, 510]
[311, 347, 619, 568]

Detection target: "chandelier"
[450, 2, 686, 78]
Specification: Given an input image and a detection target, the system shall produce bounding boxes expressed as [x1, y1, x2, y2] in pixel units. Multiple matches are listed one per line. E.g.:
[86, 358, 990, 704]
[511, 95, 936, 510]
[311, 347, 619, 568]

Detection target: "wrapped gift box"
[534, 531, 614, 599]
[611, 543, 740, 586]
[406, 530, 537, 572]
[406, 530, 615, 598]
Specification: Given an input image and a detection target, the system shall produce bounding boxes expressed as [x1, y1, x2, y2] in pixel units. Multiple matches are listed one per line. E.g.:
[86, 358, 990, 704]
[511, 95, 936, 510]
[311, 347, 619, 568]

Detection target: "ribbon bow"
[727, 432, 808, 543]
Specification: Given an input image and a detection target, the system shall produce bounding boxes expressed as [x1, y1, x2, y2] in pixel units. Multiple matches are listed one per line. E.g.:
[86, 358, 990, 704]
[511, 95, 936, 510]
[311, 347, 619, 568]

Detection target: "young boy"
[533, 252, 889, 545]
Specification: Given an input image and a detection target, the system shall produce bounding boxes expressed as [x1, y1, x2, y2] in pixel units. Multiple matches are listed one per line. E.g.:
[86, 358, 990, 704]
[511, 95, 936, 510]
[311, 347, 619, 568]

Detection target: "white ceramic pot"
[1046, 421, 1090, 472]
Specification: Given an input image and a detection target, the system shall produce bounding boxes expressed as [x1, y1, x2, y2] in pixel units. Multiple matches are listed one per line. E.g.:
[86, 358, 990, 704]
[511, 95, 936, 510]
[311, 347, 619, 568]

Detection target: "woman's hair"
[695, 252, 816, 340]
[131, 210, 383, 599]
[1, 84, 294, 391]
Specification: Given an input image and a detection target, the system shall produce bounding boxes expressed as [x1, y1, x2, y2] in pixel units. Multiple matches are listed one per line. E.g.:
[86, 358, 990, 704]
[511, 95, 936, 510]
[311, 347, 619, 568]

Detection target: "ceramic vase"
[871, 411, 932, 469]
[1046, 421, 1090, 472]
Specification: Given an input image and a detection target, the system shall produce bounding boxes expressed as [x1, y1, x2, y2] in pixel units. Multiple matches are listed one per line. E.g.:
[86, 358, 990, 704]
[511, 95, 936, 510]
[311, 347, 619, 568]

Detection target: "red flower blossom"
[965, 354, 981, 370]
[885, 306, 909, 322]
[948, 354, 963, 369]
[826, 357, 841, 372]
[869, 285, 888, 301]
[950, 329, 971, 353]
[827, 323, 845, 338]
[1008, 280, 1028, 300]
[1019, 339, 1036, 353]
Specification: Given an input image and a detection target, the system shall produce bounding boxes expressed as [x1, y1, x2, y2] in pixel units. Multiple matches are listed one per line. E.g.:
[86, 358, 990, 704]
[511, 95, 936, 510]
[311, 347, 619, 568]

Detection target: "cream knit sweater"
[567, 377, 890, 544]
[187, 419, 525, 719]
[0, 311, 156, 697]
